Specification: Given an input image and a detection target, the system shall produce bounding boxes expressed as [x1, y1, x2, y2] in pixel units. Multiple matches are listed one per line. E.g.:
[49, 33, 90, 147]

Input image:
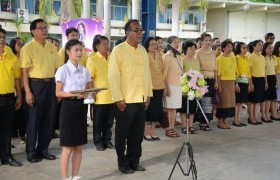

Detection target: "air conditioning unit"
[17, 9, 29, 23]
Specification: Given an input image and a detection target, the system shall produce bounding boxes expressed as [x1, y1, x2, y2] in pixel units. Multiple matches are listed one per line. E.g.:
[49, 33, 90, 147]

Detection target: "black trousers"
[114, 103, 145, 166]
[25, 81, 55, 155]
[12, 89, 27, 138]
[93, 104, 114, 145]
[0, 94, 15, 160]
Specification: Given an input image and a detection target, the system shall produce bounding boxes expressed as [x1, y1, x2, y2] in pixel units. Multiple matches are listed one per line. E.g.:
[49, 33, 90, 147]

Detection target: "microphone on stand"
[166, 44, 181, 57]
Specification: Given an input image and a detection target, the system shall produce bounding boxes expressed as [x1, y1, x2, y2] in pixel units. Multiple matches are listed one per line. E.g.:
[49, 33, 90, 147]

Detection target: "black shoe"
[143, 136, 153, 141]
[151, 136, 160, 141]
[130, 164, 146, 171]
[38, 151, 56, 160]
[232, 122, 242, 127]
[248, 119, 258, 125]
[239, 122, 247, 126]
[270, 116, 280, 121]
[1, 158, 22, 167]
[96, 143, 105, 151]
[27, 154, 42, 163]
[261, 117, 270, 123]
[118, 165, 134, 174]
[104, 141, 115, 149]
[257, 121, 263, 125]
[52, 132, 60, 139]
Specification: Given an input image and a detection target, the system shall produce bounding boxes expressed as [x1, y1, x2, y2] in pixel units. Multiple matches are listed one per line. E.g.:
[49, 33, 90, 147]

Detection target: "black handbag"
[212, 89, 220, 104]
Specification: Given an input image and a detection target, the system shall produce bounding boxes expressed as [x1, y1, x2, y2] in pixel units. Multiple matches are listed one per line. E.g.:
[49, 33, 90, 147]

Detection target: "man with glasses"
[20, 19, 60, 163]
[108, 19, 152, 174]
[0, 28, 22, 167]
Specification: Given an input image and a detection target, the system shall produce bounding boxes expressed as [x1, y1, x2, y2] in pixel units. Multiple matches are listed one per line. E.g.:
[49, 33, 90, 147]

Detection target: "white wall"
[206, 9, 227, 39]
[266, 13, 280, 42]
[208, 9, 280, 43]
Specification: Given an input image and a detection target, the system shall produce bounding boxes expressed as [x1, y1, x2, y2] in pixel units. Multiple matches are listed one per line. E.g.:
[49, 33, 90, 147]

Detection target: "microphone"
[167, 44, 181, 56]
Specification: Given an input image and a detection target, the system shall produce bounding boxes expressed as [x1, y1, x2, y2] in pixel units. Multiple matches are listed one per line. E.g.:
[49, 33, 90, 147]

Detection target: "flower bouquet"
[181, 69, 208, 100]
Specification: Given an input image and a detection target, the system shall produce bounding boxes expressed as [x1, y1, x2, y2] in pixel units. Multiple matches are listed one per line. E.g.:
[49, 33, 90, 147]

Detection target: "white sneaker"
[72, 176, 82, 180]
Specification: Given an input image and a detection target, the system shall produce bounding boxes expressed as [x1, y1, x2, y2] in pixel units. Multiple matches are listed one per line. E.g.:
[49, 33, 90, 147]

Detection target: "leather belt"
[29, 78, 54, 82]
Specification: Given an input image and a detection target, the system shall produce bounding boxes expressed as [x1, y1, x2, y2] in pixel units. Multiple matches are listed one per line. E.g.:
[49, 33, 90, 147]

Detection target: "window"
[1, 0, 18, 13]
[183, 7, 204, 25]
[90, 0, 97, 16]
[158, 6, 172, 24]
[25, 0, 39, 14]
[111, 0, 128, 21]
[110, 36, 123, 49]
[53, 0, 61, 16]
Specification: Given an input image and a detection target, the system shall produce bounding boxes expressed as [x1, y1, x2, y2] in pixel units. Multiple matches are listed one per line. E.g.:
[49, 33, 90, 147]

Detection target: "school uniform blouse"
[265, 56, 278, 76]
[248, 52, 266, 77]
[55, 60, 92, 93]
[236, 55, 251, 78]
[274, 55, 280, 74]
[217, 54, 238, 81]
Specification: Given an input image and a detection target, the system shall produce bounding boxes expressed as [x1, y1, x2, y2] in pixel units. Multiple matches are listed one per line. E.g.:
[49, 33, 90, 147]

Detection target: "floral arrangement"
[181, 69, 209, 100]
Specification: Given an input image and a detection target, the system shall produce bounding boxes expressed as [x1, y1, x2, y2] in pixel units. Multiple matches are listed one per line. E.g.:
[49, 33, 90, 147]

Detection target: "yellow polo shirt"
[273, 55, 280, 74]
[88, 51, 96, 58]
[236, 55, 251, 78]
[58, 47, 87, 67]
[86, 52, 113, 104]
[20, 39, 60, 78]
[265, 56, 277, 76]
[0, 49, 20, 94]
[108, 42, 153, 103]
[248, 52, 266, 77]
[217, 54, 238, 80]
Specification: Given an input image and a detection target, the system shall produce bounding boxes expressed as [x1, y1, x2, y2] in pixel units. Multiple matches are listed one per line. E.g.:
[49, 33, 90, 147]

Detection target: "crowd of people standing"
[0, 18, 280, 180]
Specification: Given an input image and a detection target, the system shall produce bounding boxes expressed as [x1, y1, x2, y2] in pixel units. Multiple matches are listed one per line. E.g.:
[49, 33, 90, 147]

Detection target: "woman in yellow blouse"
[177, 41, 200, 134]
[273, 42, 280, 121]
[248, 40, 266, 125]
[234, 42, 251, 127]
[143, 37, 165, 141]
[262, 42, 278, 122]
[216, 40, 238, 129]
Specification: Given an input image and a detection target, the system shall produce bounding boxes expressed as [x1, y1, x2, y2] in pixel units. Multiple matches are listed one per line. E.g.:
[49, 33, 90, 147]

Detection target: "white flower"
[188, 90, 195, 100]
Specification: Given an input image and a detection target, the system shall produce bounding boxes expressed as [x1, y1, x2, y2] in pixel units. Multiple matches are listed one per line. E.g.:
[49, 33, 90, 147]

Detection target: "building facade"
[1, 0, 280, 47]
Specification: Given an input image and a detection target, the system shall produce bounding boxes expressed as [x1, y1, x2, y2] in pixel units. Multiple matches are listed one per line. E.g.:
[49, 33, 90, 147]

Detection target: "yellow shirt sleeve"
[86, 57, 96, 78]
[58, 48, 65, 66]
[79, 49, 88, 66]
[14, 59, 20, 78]
[108, 48, 124, 102]
[217, 57, 222, 77]
[20, 45, 32, 68]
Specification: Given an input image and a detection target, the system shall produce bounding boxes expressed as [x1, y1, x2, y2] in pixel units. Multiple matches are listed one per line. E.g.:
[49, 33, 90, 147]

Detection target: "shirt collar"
[96, 52, 108, 60]
[124, 41, 140, 51]
[66, 60, 82, 73]
[31, 38, 50, 47]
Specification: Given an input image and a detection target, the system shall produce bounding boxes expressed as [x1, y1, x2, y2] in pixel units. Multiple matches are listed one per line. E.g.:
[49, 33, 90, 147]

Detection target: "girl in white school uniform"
[55, 39, 93, 180]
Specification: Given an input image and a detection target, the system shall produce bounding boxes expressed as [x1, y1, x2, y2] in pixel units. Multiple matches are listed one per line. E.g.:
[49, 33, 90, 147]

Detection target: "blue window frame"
[90, 0, 97, 15]
[158, 6, 172, 24]
[183, 7, 204, 25]
[53, 0, 61, 16]
[111, 0, 128, 21]
[25, 0, 39, 14]
[1, 0, 19, 13]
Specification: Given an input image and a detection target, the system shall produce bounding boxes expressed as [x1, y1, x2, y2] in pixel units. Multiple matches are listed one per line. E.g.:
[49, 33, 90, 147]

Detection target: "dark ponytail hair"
[234, 42, 246, 55]
[64, 39, 82, 64]
[272, 41, 280, 57]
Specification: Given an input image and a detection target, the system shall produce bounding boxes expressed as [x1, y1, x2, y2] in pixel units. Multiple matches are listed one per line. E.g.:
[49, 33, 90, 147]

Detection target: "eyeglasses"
[36, 26, 48, 31]
[0, 36, 6, 39]
[129, 29, 145, 34]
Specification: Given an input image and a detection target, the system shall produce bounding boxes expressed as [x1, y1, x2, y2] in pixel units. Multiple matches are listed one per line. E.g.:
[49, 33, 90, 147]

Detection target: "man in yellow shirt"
[87, 35, 115, 151]
[0, 28, 22, 166]
[21, 19, 59, 163]
[108, 19, 153, 174]
[58, 27, 87, 66]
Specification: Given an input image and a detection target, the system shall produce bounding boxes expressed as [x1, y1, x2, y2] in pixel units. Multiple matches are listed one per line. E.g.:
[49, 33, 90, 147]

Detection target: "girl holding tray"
[55, 39, 93, 180]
